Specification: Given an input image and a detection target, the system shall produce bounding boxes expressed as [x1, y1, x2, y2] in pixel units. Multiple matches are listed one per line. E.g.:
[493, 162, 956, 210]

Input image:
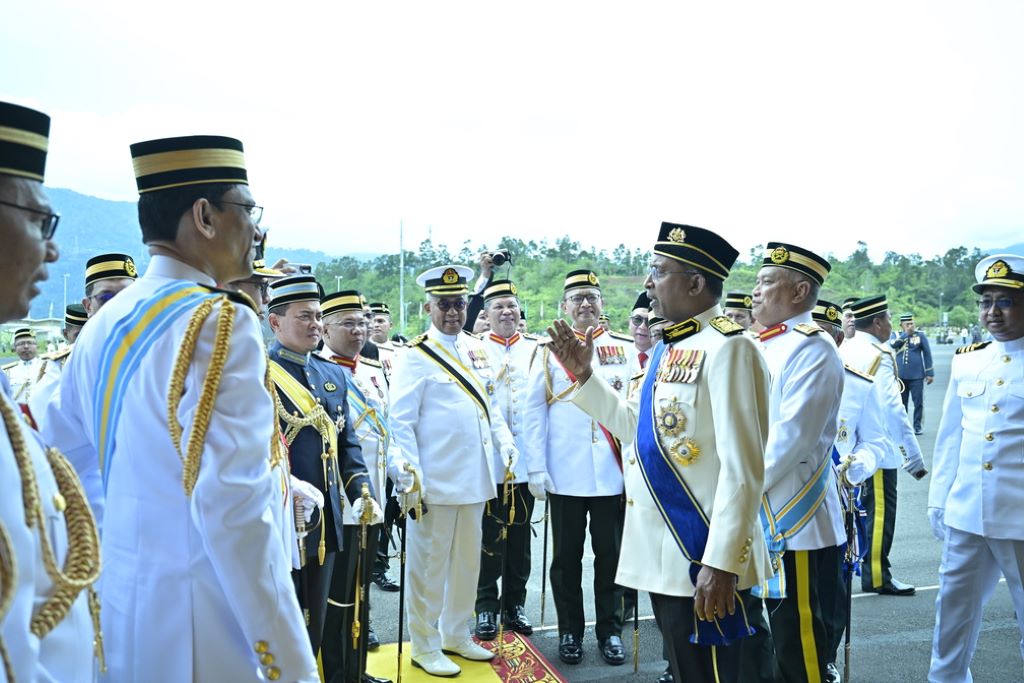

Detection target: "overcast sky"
[3, 1, 1022, 261]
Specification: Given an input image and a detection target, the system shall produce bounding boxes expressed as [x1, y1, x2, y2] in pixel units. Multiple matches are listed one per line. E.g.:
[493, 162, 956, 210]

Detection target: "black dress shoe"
[825, 662, 841, 683]
[599, 635, 626, 665]
[502, 605, 533, 635]
[657, 668, 674, 683]
[875, 578, 916, 596]
[367, 626, 380, 651]
[359, 674, 392, 683]
[915, 429, 924, 436]
[372, 573, 400, 592]
[475, 611, 498, 641]
[558, 633, 583, 665]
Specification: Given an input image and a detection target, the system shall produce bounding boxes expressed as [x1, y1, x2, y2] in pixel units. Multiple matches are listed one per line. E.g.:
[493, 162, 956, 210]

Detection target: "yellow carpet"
[367, 632, 566, 682]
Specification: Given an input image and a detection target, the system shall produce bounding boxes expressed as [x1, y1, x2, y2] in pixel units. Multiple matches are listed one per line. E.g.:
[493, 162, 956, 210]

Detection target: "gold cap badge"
[770, 246, 790, 265]
[986, 260, 1010, 279]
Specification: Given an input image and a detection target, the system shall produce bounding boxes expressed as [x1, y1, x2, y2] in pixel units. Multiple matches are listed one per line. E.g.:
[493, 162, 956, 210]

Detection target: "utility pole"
[399, 220, 405, 333]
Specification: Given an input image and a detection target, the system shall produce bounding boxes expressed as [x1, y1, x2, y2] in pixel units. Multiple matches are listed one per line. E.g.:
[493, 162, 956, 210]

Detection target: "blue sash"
[94, 281, 220, 492]
[752, 446, 835, 599]
[635, 342, 754, 646]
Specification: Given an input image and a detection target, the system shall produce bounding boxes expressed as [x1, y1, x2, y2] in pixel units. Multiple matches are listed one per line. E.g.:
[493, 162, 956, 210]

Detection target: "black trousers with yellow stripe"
[860, 468, 897, 591]
[766, 546, 841, 683]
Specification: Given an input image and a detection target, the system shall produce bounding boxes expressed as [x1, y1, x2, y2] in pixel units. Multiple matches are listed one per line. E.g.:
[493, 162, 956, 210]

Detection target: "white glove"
[927, 507, 946, 541]
[290, 476, 324, 523]
[502, 446, 519, 475]
[390, 461, 418, 493]
[528, 472, 553, 501]
[351, 497, 385, 525]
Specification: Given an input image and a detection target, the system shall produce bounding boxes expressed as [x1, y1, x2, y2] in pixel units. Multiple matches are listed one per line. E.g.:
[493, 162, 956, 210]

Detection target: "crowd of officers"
[1, 99, 1023, 683]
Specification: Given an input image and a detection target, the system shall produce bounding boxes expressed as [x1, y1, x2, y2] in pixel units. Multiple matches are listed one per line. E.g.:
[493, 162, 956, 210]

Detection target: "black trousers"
[765, 546, 841, 683]
[650, 591, 757, 683]
[321, 525, 379, 683]
[860, 468, 897, 591]
[900, 377, 925, 432]
[817, 542, 848, 666]
[373, 478, 398, 575]
[292, 551, 336, 657]
[548, 493, 624, 640]
[476, 482, 536, 613]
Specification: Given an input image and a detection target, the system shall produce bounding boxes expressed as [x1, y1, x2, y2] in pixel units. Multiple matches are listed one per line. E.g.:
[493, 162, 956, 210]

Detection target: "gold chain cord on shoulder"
[1, 521, 16, 682]
[166, 296, 235, 497]
[264, 366, 286, 470]
[0, 398, 102, 642]
[542, 346, 578, 405]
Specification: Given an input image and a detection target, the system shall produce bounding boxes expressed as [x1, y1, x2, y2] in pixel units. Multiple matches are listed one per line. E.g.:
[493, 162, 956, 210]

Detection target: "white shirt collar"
[144, 254, 216, 286]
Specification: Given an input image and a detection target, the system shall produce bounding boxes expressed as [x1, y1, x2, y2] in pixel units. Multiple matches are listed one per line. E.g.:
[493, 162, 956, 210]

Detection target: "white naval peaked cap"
[973, 253, 1024, 293]
[416, 265, 474, 296]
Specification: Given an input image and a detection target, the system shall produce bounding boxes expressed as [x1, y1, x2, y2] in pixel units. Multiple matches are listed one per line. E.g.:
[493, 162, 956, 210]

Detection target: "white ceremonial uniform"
[26, 348, 71, 430]
[839, 331, 923, 470]
[1, 389, 94, 683]
[758, 312, 846, 550]
[376, 339, 399, 379]
[570, 306, 773, 596]
[48, 255, 317, 682]
[928, 337, 1024, 683]
[5, 357, 44, 404]
[481, 331, 538, 484]
[524, 327, 633, 494]
[390, 325, 517, 656]
[835, 366, 887, 486]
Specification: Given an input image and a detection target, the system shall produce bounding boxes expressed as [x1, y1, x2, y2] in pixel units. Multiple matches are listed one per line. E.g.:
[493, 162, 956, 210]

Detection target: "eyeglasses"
[0, 199, 60, 240]
[977, 296, 1015, 311]
[648, 265, 696, 282]
[567, 294, 600, 305]
[235, 279, 270, 297]
[435, 298, 467, 311]
[221, 201, 263, 225]
[327, 320, 368, 331]
[630, 315, 649, 327]
[90, 290, 119, 305]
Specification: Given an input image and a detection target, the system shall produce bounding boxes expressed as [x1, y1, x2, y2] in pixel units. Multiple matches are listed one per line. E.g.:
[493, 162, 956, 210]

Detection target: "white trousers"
[929, 527, 1024, 683]
[406, 502, 486, 657]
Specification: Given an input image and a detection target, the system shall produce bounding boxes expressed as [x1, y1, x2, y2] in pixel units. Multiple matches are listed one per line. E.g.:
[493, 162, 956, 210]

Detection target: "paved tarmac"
[365, 342, 1022, 682]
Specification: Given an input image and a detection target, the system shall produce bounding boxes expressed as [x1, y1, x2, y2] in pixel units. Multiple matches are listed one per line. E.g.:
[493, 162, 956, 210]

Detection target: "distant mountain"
[30, 188, 340, 318]
[999, 242, 1024, 255]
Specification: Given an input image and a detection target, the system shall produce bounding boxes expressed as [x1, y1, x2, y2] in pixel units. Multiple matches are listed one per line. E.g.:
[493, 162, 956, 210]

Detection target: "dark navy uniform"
[891, 330, 934, 433]
[269, 342, 373, 657]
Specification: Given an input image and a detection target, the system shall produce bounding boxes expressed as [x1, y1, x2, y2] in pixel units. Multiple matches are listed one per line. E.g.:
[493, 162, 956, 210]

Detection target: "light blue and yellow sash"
[636, 341, 754, 646]
[346, 381, 389, 444]
[752, 446, 835, 599]
[95, 281, 220, 492]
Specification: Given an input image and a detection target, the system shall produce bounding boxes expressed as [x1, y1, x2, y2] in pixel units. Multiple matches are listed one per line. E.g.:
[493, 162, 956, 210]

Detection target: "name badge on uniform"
[467, 349, 490, 370]
[657, 349, 705, 384]
[597, 345, 627, 365]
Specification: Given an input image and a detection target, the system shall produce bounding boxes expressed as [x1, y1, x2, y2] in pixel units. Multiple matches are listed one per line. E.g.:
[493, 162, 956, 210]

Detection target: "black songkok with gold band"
[564, 270, 600, 292]
[268, 275, 321, 309]
[322, 290, 364, 317]
[65, 304, 88, 327]
[762, 242, 831, 286]
[0, 101, 50, 182]
[653, 222, 738, 281]
[369, 302, 391, 316]
[841, 297, 858, 312]
[130, 135, 247, 194]
[849, 295, 888, 321]
[13, 328, 35, 343]
[724, 292, 753, 311]
[483, 279, 519, 302]
[812, 299, 842, 327]
[85, 253, 137, 287]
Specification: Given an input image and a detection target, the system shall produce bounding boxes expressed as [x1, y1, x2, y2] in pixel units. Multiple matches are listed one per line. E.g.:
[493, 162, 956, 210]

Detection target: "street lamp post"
[63, 273, 69, 316]
[335, 275, 342, 292]
[938, 291, 944, 325]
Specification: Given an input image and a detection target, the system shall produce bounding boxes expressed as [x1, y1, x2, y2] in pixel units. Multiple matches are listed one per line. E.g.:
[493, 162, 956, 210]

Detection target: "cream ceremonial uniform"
[834, 366, 887, 486]
[390, 325, 517, 657]
[5, 357, 44, 404]
[928, 337, 1024, 682]
[572, 306, 772, 596]
[1, 389, 97, 683]
[53, 255, 317, 682]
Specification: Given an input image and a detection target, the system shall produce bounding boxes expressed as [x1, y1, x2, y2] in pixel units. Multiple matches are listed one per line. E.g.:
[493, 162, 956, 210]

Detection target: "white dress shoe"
[442, 639, 495, 661]
[411, 650, 461, 677]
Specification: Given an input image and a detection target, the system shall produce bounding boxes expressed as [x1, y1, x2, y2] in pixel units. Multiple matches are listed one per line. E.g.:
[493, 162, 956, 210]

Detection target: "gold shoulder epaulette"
[407, 333, 427, 347]
[709, 316, 744, 336]
[793, 323, 822, 336]
[1, 361, 16, 371]
[535, 336, 552, 346]
[871, 341, 895, 357]
[956, 341, 992, 355]
[866, 354, 882, 376]
[608, 331, 633, 342]
[844, 364, 875, 382]
[197, 283, 258, 313]
[44, 346, 72, 362]
[631, 369, 647, 382]
[465, 331, 483, 340]
[360, 357, 383, 368]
